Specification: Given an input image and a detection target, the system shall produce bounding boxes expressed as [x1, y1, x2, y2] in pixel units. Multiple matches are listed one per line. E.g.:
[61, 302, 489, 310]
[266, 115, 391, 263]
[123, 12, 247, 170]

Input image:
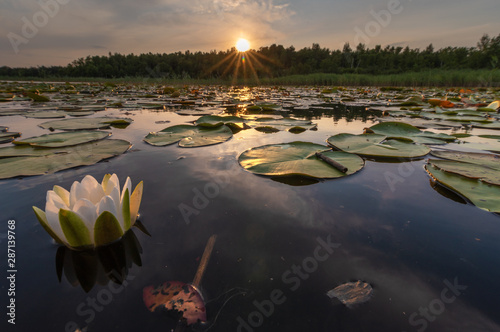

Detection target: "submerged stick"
[192, 234, 217, 288]
[315, 152, 348, 173]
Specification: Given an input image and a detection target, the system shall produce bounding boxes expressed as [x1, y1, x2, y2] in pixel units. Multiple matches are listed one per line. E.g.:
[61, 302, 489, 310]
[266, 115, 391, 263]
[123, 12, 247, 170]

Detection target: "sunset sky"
[1, 0, 499, 67]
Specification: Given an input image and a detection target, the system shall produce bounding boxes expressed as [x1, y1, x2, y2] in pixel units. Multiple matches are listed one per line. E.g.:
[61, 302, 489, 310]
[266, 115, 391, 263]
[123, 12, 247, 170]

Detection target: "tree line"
[1, 34, 498, 79]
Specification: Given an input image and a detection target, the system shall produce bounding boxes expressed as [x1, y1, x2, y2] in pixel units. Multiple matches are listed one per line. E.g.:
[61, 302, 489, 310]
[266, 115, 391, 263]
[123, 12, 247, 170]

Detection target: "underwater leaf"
[239, 142, 364, 179]
[327, 133, 430, 158]
[13, 131, 110, 148]
[143, 281, 207, 325]
[327, 281, 374, 308]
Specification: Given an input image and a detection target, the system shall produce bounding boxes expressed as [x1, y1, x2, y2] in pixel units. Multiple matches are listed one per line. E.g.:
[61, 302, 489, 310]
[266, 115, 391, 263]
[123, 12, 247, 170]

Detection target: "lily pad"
[428, 159, 500, 185]
[367, 122, 455, 144]
[238, 142, 364, 179]
[143, 281, 206, 325]
[0, 139, 131, 179]
[425, 164, 500, 213]
[0, 131, 21, 143]
[40, 117, 133, 131]
[327, 133, 430, 158]
[430, 150, 500, 170]
[194, 115, 247, 129]
[13, 131, 110, 148]
[25, 111, 66, 119]
[248, 118, 317, 132]
[144, 124, 233, 148]
[327, 281, 373, 308]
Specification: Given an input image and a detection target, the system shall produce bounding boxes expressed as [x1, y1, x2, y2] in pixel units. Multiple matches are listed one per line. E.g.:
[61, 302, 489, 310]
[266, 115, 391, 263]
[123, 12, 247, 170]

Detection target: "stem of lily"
[315, 152, 348, 173]
[192, 234, 217, 288]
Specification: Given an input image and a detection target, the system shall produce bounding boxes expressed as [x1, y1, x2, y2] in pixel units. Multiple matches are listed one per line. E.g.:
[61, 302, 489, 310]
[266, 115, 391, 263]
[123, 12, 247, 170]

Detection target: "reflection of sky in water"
[1, 103, 500, 331]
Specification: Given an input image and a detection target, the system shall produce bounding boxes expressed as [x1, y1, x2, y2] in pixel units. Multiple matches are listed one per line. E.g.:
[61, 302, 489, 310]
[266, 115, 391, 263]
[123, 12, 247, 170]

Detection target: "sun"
[236, 38, 250, 52]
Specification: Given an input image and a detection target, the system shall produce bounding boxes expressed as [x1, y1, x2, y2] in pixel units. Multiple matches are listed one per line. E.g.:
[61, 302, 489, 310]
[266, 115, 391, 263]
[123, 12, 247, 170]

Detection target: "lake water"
[1, 84, 500, 332]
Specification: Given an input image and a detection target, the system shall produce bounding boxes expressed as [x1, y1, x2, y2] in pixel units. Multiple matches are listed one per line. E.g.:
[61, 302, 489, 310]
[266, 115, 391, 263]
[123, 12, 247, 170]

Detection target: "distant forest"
[1, 34, 499, 80]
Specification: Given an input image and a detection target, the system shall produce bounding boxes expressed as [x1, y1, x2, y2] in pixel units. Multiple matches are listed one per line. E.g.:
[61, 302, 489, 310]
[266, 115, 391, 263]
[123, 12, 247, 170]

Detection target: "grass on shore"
[1, 69, 499, 87]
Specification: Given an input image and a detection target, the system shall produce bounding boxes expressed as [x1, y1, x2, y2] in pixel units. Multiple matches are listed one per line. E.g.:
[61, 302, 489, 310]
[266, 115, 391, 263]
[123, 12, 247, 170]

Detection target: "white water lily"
[33, 174, 143, 250]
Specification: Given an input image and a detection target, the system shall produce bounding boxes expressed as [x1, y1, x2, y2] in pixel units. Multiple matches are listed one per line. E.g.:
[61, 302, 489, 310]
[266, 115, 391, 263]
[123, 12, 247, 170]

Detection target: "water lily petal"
[53, 185, 70, 207]
[121, 177, 132, 202]
[108, 185, 124, 229]
[70, 181, 90, 208]
[105, 174, 120, 196]
[81, 175, 105, 205]
[101, 174, 112, 193]
[73, 198, 98, 240]
[97, 195, 119, 221]
[33, 206, 64, 244]
[130, 181, 143, 225]
[47, 190, 68, 210]
[45, 200, 68, 245]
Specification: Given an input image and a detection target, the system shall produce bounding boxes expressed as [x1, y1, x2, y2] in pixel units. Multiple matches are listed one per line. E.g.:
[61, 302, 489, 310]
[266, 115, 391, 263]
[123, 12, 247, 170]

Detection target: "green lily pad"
[478, 135, 500, 140]
[428, 159, 500, 185]
[238, 142, 364, 179]
[66, 111, 96, 117]
[471, 122, 500, 130]
[248, 118, 317, 132]
[13, 131, 110, 148]
[25, 111, 66, 119]
[0, 139, 131, 179]
[430, 150, 500, 170]
[26, 92, 50, 102]
[40, 117, 133, 131]
[367, 122, 455, 144]
[195, 115, 247, 129]
[144, 124, 233, 148]
[425, 164, 500, 213]
[327, 133, 430, 158]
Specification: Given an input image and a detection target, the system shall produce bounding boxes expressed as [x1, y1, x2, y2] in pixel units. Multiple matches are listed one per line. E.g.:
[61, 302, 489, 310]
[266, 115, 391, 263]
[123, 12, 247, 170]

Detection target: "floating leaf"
[0, 131, 21, 144]
[40, 117, 133, 131]
[13, 131, 110, 148]
[26, 92, 50, 102]
[367, 122, 455, 144]
[144, 125, 232, 148]
[327, 281, 373, 308]
[25, 111, 66, 119]
[248, 118, 317, 132]
[0, 139, 131, 179]
[239, 142, 364, 179]
[428, 159, 500, 185]
[430, 150, 500, 170]
[195, 115, 247, 129]
[425, 164, 500, 213]
[143, 281, 206, 325]
[327, 133, 430, 158]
